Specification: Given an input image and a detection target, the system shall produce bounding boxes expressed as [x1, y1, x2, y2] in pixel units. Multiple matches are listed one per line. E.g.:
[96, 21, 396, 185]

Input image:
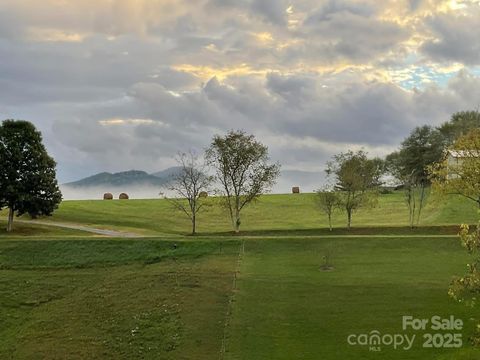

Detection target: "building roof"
[447, 150, 480, 158]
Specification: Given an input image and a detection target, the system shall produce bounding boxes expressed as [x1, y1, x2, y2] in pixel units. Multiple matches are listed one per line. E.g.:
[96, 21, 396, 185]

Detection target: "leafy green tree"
[206, 130, 280, 233]
[387, 152, 430, 228]
[386, 126, 443, 227]
[387, 125, 444, 185]
[430, 128, 480, 207]
[438, 110, 480, 146]
[0, 120, 62, 232]
[315, 189, 339, 231]
[449, 222, 480, 345]
[326, 150, 383, 229]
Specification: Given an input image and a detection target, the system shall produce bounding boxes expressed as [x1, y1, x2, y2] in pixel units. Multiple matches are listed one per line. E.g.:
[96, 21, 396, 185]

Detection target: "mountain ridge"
[64, 168, 181, 188]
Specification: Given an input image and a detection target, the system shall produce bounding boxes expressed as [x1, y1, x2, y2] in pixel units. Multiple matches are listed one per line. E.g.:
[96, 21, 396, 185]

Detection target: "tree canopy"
[438, 110, 480, 146]
[206, 130, 280, 233]
[386, 125, 444, 186]
[0, 120, 62, 231]
[326, 150, 383, 228]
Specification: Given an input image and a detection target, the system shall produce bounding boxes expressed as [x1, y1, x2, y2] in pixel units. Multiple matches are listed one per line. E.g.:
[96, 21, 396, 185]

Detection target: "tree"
[164, 151, 213, 235]
[326, 150, 383, 229]
[0, 120, 62, 232]
[449, 222, 480, 345]
[387, 152, 429, 228]
[430, 128, 480, 208]
[315, 189, 339, 231]
[387, 125, 444, 185]
[438, 110, 480, 146]
[206, 130, 280, 233]
[386, 126, 443, 227]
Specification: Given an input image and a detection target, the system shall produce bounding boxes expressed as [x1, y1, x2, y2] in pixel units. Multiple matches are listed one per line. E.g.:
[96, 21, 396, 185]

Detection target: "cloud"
[45, 70, 480, 186]
[251, 0, 290, 25]
[421, 8, 480, 65]
[1, 0, 480, 190]
[302, 4, 409, 63]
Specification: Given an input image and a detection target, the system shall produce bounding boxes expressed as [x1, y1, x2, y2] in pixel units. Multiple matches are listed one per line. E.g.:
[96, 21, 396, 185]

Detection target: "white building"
[446, 150, 480, 179]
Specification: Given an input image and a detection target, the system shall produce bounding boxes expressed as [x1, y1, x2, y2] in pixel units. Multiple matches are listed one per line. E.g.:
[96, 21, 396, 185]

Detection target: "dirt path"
[16, 220, 143, 238]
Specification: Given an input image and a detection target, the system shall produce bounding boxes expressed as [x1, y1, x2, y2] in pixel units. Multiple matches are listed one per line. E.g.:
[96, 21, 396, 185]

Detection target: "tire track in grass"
[220, 240, 245, 360]
[15, 219, 143, 237]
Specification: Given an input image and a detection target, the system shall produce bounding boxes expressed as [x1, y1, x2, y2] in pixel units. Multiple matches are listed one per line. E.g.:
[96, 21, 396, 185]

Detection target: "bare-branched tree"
[164, 151, 213, 235]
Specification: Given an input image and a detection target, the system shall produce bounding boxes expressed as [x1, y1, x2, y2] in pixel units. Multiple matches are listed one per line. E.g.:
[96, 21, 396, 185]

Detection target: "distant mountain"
[150, 166, 184, 179]
[65, 169, 176, 188]
[63, 167, 326, 196]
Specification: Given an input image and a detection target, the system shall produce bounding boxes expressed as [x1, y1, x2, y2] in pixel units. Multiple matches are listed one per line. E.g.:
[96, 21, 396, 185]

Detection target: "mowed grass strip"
[0, 239, 240, 359]
[224, 237, 480, 360]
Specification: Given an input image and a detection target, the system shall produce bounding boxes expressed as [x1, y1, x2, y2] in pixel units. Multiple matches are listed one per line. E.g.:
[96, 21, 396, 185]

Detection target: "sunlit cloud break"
[1, 0, 480, 187]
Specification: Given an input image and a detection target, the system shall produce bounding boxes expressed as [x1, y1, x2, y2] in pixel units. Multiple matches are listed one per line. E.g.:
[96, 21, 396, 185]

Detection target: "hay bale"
[292, 187, 300, 194]
[199, 191, 208, 198]
[119, 193, 129, 200]
[103, 193, 113, 200]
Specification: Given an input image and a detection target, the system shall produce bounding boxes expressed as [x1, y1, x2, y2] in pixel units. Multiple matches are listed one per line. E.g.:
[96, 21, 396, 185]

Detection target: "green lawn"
[1, 192, 480, 359]
[11, 191, 478, 236]
[0, 239, 240, 359]
[0, 220, 91, 238]
[226, 237, 480, 360]
[1, 236, 480, 359]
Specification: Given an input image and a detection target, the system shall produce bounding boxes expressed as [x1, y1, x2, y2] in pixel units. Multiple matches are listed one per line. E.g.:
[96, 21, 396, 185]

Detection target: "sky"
[1, 0, 480, 187]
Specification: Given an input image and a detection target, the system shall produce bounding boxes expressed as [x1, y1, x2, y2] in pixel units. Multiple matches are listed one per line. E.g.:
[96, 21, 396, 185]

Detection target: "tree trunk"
[328, 214, 332, 232]
[7, 207, 14, 232]
[191, 214, 196, 236]
[347, 210, 352, 229]
[416, 184, 426, 226]
[234, 210, 241, 234]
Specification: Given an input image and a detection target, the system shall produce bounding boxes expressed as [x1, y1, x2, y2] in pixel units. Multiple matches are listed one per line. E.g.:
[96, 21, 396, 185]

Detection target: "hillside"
[150, 166, 184, 179]
[64, 169, 180, 188]
[32, 192, 480, 236]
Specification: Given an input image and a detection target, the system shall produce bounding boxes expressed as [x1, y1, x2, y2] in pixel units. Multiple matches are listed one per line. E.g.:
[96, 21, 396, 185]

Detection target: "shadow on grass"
[199, 225, 469, 237]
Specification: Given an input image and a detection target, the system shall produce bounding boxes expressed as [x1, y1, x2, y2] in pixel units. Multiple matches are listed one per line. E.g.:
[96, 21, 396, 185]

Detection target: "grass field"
[1, 192, 480, 359]
[226, 237, 480, 360]
[0, 239, 240, 359]
[0, 220, 92, 238]
[13, 191, 478, 236]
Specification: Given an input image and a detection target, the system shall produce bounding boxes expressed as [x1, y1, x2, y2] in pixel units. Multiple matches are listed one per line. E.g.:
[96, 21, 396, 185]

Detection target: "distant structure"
[446, 150, 480, 179]
[103, 193, 113, 200]
[119, 193, 129, 200]
[199, 191, 208, 198]
[292, 187, 300, 194]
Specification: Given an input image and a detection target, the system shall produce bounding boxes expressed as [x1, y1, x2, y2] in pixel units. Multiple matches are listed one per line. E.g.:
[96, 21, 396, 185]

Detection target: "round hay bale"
[199, 191, 208, 198]
[103, 193, 113, 200]
[292, 187, 300, 194]
[119, 193, 129, 200]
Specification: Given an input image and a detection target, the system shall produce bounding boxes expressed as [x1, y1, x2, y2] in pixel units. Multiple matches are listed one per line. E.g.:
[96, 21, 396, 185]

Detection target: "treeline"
[2, 111, 478, 235]
[316, 110, 480, 230]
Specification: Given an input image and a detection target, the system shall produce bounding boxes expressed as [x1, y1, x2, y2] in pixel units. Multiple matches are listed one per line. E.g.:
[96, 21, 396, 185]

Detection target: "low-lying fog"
[60, 171, 326, 200]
